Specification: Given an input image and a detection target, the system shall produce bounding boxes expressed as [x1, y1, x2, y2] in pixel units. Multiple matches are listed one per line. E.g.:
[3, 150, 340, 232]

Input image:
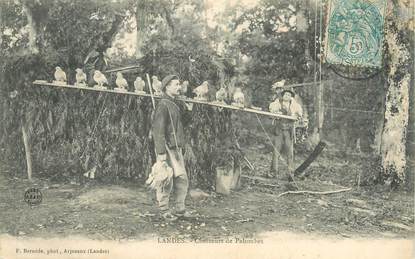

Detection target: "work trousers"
[156, 147, 189, 212]
[271, 129, 294, 176]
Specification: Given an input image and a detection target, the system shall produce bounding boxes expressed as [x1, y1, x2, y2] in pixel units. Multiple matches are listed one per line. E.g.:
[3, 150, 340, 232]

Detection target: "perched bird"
[83, 166, 96, 179]
[146, 161, 173, 190]
[193, 81, 209, 101]
[93, 70, 108, 88]
[115, 72, 128, 91]
[272, 79, 286, 90]
[269, 100, 282, 114]
[54, 66, 67, 83]
[215, 87, 227, 103]
[188, 55, 196, 63]
[180, 80, 189, 97]
[75, 68, 87, 86]
[233, 87, 245, 107]
[152, 76, 162, 95]
[134, 77, 146, 93]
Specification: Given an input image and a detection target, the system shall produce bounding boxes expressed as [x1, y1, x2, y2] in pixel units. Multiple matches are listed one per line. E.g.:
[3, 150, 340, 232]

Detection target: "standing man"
[269, 88, 303, 180]
[151, 75, 192, 221]
[271, 79, 286, 99]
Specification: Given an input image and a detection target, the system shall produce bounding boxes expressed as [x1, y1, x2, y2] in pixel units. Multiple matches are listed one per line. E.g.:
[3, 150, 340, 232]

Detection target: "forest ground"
[0, 115, 414, 253]
[0, 130, 413, 242]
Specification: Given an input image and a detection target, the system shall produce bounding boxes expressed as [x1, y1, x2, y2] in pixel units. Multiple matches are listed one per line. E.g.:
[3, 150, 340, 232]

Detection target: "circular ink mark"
[327, 0, 383, 66]
[24, 188, 43, 206]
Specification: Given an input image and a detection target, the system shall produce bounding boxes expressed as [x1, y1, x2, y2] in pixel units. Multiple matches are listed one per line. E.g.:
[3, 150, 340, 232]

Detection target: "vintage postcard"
[0, 0, 413, 258]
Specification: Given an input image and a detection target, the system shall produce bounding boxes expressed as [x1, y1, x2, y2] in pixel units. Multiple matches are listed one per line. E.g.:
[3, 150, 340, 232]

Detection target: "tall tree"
[380, 0, 413, 187]
[235, 0, 309, 106]
[1, 0, 138, 181]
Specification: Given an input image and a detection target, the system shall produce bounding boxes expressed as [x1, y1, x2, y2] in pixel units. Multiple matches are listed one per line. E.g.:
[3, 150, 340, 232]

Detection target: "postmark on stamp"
[324, 0, 387, 68]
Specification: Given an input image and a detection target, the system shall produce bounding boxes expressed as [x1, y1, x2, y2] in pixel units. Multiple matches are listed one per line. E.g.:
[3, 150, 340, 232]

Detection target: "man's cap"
[281, 89, 295, 97]
[161, 75, 179, 91]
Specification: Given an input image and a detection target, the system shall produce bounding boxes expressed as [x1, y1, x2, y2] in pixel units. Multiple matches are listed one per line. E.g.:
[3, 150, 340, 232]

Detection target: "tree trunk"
[372, 111, 384, 155]
[406, 42, 414, 190]
[20, 0, 41, 180]
[22, 125, 32, 181]
[407, 78, 414, 190]
[21, 0, 39, 54]
[310, 81, 324, 145]
[380, 13, 412, 185]
[0, 3, 3, 48]
[136, 1, 148, 59]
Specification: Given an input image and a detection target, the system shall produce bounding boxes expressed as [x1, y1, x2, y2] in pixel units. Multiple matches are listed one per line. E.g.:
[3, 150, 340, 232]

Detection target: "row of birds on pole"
[53, 66, 247, 108]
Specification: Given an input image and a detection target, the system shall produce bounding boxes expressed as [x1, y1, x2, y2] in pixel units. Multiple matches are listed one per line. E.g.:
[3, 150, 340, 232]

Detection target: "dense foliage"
[0, 0, 235, 189]
[231, 0, 385, 153]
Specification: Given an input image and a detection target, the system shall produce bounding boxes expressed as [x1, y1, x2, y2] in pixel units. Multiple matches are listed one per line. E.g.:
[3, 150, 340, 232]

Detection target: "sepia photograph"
[0, 0, 413, 258]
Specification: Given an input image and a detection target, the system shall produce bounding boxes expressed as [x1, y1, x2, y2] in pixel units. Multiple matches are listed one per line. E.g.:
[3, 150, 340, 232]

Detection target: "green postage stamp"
[324, 0, 387, 67]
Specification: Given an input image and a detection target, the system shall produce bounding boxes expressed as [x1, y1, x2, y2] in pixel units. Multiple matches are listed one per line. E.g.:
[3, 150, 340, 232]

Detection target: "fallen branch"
[277, 187, 352, 198]
[294, 141, 327, 176]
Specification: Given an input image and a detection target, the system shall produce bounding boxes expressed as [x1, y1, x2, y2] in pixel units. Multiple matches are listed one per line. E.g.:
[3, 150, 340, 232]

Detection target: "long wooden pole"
[145, 73, 156, 109]
[317, 81, 324, 131]
[32, 81, 297, 121]
[104, 65, 140, 73]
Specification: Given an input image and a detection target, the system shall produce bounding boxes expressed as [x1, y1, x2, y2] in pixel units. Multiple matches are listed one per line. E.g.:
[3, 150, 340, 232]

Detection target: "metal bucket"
[215, 164, 241, 195]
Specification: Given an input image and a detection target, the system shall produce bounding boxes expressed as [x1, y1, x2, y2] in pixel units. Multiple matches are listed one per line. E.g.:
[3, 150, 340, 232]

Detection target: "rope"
[255, 114, 280, 157]
[319, 0, 323, 113]
[166, 100, 186, 163]
[313, 0, 318, 84]
[324, 106, 383, 114]
[255, 114, 299, 188]
[329, 65, 383, 81]
[319, 0, 323, 83]
[302, 104, 383, 114]
[80, 93, 108, 160]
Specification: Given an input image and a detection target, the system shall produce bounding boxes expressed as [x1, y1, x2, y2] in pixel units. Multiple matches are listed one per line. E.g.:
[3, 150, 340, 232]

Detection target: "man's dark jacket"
[151, 95, 189, 155]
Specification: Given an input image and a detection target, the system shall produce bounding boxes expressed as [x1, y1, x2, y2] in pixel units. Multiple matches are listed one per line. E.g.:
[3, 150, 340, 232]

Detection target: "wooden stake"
[316, 81, 324, 134]
[21, 125, 33, 181]
[146, 73, 156, 110]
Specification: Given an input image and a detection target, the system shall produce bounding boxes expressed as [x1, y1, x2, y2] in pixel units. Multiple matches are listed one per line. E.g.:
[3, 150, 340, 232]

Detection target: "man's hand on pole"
[157, 153, 167, 162]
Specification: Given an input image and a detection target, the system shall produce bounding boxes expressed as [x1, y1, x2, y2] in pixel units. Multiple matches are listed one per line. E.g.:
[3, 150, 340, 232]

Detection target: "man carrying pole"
[150, 75, 193, 221]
